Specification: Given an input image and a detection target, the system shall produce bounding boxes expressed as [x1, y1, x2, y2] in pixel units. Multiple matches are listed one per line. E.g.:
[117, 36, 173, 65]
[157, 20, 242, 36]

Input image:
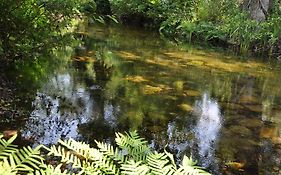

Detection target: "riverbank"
[0, 61, 29, 132]
[108, 0, 281, 59]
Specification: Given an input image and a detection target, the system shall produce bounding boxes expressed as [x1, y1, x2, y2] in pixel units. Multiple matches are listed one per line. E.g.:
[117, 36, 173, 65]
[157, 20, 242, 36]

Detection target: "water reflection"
[103, 102, 119, 128]
[22, 73, 94, 145]
[166, 121, 190, 157]
[193, 93, 222, 169]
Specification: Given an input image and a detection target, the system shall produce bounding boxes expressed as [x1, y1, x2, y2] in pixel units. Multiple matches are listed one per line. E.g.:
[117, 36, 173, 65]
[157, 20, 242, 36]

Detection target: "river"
[5, 23, 281, 175]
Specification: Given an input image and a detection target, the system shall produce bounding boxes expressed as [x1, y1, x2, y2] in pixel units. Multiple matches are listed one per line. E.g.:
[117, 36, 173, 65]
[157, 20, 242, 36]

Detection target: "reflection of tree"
[22, 74, 93, 145]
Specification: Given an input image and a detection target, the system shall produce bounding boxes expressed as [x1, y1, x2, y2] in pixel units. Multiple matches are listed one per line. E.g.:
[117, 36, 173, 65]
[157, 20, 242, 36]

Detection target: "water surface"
[9, 24, 281, 174]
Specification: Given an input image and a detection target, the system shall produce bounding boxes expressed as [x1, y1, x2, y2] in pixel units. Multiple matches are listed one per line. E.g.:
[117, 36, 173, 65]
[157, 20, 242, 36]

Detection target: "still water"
[13, 24, 281, 174]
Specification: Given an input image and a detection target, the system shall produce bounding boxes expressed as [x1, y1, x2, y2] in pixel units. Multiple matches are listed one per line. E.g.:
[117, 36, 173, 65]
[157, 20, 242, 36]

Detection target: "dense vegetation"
[109, 0, 281, 58]
[1, 0, 281, 60]
[0, 0, 96, 62]
[0, 131, 210, 175]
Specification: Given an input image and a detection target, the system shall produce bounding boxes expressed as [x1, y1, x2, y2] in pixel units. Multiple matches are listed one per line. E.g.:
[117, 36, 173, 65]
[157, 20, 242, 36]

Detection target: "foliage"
[109, 0, 281, 57]
[0, 0, 93, 61]
[0, 133, 45, 174]
[0, 131, 211, 175]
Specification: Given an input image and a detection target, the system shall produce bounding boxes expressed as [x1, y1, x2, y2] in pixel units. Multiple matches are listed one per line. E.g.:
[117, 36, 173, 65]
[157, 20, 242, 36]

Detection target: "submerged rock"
[178, 103, 193, 112]
[164, 95, 178, 101]
[173, 81, 184, 91]
[142, 84, 171, 95]
[260, 126, 281, 145]
[221, 102, 245, 110]
[115, 51, 140, 60]
[225, 161, 245, 171]
[239, 95, 259, 104]
[142, 85, 162, 95]
[183, 90, 201, 97]
[272, 137, 281, 145]
[228, 125, 252, 137]
[239, 118, 263, 128]
[125, 75, 149, 83]
[260, 127, 279, 139]
[72, 56, 94, 62]
[245, 104, 263, 113]
[188, 60, 205, 66]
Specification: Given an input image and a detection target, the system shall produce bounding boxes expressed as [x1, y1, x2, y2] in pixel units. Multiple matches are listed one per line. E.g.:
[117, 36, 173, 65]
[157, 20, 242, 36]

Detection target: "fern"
[11, 145, 44, 172]
[0, 134, 44, 174]
[175, 156, 211, 175]
[34, 164, 69, 175]
[58, 139, 93, 160]
[0, 158, 15, 175]
[95, 141, 125, 163]
[115, 131, 150, 162]
[121, 160, 150, 175]
[0, 134, 18, 159]
[146, 152, 176, 175]
[49, 139, 120, 174]
[0, 131, 212, 175]
[48, 144, 83, 168]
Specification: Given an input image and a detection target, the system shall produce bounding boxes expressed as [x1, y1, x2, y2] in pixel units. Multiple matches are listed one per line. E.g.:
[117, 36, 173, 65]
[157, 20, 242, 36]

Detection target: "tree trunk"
[243, 0, 271, 21]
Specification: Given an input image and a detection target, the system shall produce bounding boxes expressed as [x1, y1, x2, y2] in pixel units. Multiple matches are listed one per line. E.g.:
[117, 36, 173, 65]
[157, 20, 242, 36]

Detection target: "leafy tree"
[0, 0, 93, 61]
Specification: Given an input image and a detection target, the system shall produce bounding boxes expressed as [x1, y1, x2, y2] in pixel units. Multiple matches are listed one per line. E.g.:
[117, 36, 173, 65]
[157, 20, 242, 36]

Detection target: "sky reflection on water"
[193, 93, 222, 171]
[22, 73, 94, 145]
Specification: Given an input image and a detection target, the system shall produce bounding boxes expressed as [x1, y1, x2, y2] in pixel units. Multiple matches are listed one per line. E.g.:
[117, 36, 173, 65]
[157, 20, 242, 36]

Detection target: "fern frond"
[147, 152, 176, 175]
[50, 139, 120, 174]
[0, 158, 15, 175]
[0, 134, 18, 158]
[34, 164, 69, 175]
[94, 157, 120, 174]
[0, 135, 44, 174]
[121, 159, 150, 175]
[58, 139, 92, 160]
[116, 131, 148, 148]
[90, 146, 121, 174]
[12, 145, 44, 172]
[164, 149, 176, 168]
[175, 156, 211, 175]
[95, 141, 125, 163]
[115, 131, 150, 162]
[79, 161, 101, 175]
[48, 144, 83, 168]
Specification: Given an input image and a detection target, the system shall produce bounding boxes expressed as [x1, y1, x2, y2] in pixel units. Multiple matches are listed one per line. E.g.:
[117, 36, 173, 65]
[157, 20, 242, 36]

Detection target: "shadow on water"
[5, 23, 281, 174]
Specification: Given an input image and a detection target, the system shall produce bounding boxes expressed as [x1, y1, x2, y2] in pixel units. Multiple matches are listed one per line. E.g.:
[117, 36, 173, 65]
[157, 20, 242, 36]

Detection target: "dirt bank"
[0, 61, 29, 131]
